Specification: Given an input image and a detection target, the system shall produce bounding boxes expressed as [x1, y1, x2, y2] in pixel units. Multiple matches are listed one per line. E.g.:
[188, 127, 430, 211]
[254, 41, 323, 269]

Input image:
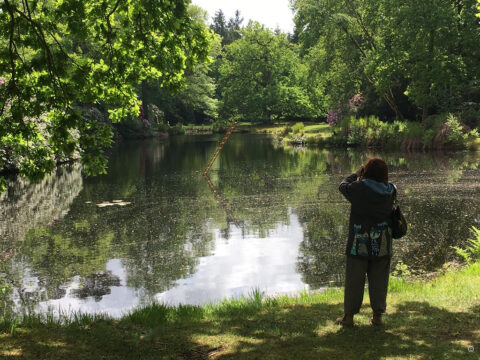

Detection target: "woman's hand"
[355, 165, 364, 179]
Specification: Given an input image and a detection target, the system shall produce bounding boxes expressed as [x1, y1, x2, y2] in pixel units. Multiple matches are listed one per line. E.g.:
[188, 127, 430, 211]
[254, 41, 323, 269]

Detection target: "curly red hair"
[363, 158, 388, 184]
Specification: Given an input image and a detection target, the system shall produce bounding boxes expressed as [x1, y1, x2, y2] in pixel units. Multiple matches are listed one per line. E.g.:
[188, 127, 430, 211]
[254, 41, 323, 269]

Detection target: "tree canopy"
[291, 0, 480, 121]
[1, 1, 480, 188]
[139, 5, 220, 126]
[0, 0, 211, 190]
[218, 23, 315, 123]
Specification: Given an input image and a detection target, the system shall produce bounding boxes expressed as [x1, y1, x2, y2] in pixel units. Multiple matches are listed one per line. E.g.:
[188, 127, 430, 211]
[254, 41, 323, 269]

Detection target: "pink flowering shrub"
[348, 92, 364, 114]
[326, 109, 340, 126]
[138, 105, 151, 128]
[327, 93, 364, 127]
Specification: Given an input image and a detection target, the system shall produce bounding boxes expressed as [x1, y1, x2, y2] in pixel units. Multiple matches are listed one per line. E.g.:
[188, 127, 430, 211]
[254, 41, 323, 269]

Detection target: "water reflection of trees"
[395, 170, 480, 271]
[71, 272, 121, 302]
[216, 137, 331, 237]
[0, 165, 83, 318]
[1, 136, 479, 316]
[296, 203, 347, 287]
[17, 139, 219, 307]
[295, 150, 480, 288]
[0, 164, 83, 250]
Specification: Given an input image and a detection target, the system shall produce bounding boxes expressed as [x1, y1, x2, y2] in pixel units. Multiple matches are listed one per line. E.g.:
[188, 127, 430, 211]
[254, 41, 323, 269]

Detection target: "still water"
[1, 134, 479, 318]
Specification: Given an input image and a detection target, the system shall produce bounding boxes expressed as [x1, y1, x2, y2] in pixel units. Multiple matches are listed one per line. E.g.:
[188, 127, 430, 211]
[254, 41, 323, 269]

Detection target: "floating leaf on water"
[96, 200, 131, 207]
[116, 202, 131, 206]
[96, 202, 115, 208]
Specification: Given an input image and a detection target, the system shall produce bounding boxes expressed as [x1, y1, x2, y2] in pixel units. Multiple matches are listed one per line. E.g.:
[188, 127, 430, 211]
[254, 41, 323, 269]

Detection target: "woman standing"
[336, 158, 396, 326]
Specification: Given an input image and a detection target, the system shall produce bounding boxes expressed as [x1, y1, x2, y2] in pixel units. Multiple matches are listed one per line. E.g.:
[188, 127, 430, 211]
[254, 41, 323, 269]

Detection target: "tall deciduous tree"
[378, 0, 477, 118]
[178, 33, 221, 121]
[0, 0, 210, 190]
[292, 0, 480, 121]
[292, 0, 404, 119]
[143, 6, 220, 125]
[218, 23, 315, 123]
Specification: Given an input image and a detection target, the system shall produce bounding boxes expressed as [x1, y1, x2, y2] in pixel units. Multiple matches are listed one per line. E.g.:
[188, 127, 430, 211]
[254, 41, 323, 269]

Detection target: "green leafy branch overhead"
[0, 0, 211, 190]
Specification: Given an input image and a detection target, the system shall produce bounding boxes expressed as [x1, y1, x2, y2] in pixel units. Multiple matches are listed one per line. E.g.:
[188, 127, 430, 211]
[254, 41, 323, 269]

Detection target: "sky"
[191, 0, 295, 34]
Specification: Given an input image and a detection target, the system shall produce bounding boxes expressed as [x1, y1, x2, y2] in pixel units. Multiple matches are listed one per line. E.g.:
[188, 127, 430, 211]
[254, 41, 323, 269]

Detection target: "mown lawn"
[1, 263, 479, 360]
[303, 123, 330, 134]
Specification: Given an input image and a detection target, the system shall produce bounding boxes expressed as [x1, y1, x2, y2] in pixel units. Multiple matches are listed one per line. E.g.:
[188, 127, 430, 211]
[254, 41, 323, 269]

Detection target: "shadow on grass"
[1, 300, 479, 359]
[204, 301, 479, 360]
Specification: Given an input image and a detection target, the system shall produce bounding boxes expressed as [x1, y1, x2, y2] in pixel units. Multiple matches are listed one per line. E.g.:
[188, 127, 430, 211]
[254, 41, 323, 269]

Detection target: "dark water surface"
[1, 134, 479, 318]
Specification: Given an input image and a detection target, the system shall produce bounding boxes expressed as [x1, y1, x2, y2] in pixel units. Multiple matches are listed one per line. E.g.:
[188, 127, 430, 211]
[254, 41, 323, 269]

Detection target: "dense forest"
[1, 0, 480, 188]
[149, 1, 480, 128]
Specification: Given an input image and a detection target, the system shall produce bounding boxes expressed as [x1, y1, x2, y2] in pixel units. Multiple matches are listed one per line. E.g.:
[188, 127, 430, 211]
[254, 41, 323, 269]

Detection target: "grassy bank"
[182, 122, 292, 134]
[1, 261, 479, 359]
[115, 113, 480, 152]
[274, 115, 480, 151]
[181, 122, 332, 137]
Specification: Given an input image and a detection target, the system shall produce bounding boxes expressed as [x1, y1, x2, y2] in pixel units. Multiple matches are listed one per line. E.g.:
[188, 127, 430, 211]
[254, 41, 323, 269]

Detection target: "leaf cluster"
[291, 0, 480, 121]
[0, 0, 211, 190]
[218, 23, 316, 123]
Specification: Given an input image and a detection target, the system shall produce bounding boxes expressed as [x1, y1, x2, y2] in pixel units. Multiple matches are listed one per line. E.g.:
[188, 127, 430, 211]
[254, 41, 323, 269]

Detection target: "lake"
[1, 134, 479, 318]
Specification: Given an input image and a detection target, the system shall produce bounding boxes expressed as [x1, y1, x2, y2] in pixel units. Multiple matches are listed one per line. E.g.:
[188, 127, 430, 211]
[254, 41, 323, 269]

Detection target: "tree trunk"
[383, 92, 403, 120]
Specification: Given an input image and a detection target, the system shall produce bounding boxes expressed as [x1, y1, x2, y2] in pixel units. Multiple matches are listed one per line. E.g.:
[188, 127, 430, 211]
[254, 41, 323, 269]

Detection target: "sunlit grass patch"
[249, 124, 287, 134]
[467, 137, 480, 151]
[303, 123, 330, 134]
[1, 262, 479, 359]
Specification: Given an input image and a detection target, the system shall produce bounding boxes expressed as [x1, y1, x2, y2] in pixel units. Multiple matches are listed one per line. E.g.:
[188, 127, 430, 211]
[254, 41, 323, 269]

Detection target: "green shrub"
[330, 114, 476, 150]
[445, 113, 467, 148]
[336, 116, 383, 147]
[115, 117, 155, 138]
[389, 121, 407, 140]
[305, 136, 321, 145]
[291, 122, 305, 134]
[422, 129, 435, 149]
[452, 226, 480, 265]
[467, 135, 480, 151]
[347, 124, 363, 146]
[379, 121, 405, 149]
[154, 122, 169, 133]
[279, 124, 292, 136]
[469, 128, 480, 137]
[423, 114, 446, 131]
[404, 122, 424, 140]
[365, 127, 379, 146]
[391, 260, 412, 278]
[167, 124, 185, 135]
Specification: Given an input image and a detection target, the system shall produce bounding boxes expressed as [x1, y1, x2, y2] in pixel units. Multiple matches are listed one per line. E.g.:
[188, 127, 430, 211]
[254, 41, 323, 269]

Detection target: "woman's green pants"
[344, 255, 391, 315]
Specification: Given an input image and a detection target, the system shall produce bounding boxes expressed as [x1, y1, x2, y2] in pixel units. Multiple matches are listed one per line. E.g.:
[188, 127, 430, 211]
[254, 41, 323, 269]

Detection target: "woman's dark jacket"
[339, 174, 395, 259]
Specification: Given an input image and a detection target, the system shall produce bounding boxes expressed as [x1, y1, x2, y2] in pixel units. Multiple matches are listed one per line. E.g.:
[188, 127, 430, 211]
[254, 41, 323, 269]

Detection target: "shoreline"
[1, 261, 479, 359]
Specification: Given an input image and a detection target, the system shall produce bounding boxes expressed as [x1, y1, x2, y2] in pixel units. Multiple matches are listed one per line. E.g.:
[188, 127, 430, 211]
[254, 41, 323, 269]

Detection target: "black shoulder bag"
[392, 186, 407, 239]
